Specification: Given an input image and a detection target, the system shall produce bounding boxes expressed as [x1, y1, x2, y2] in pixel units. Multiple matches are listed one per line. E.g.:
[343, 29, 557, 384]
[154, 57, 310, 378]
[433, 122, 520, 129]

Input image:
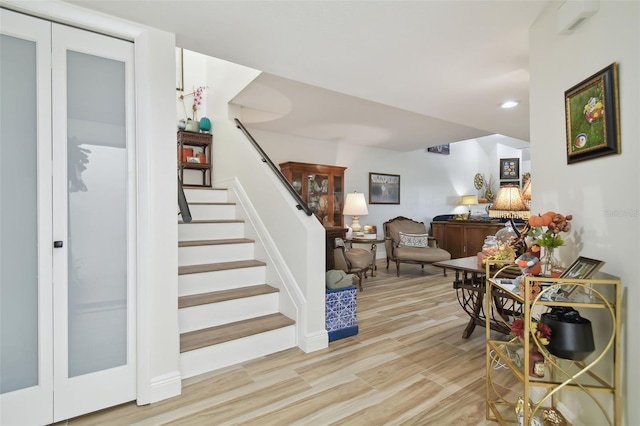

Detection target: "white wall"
[530, 2, 639, 424]
[248, 127, 525, 257]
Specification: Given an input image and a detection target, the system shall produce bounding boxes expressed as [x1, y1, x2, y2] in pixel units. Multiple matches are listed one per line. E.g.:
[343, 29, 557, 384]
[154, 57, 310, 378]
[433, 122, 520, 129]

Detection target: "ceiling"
[63, 0, 552, 151]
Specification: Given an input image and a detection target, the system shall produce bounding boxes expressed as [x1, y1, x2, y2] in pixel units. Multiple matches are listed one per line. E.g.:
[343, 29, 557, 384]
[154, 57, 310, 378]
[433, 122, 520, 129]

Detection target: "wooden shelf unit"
[178, 130, 212, 187]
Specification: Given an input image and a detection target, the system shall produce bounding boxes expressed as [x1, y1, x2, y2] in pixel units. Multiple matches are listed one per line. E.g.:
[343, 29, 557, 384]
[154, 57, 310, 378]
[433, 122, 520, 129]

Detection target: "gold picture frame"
[564, 63, 620, 164]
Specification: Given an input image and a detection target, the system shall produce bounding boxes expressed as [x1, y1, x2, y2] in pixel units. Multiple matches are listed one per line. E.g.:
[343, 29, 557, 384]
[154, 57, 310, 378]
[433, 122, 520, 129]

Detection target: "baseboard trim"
[299, 329, 329, 353]
[144, 371, 182, 404]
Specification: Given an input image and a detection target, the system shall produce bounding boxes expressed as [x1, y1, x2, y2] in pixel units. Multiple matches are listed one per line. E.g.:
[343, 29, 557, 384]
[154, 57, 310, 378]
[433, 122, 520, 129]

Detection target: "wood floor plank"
[65, 262, 500, 426]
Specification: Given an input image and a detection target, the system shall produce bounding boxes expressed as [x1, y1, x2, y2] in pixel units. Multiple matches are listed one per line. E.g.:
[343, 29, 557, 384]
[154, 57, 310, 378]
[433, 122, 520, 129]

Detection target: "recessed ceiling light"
[500, 100, 519, 109]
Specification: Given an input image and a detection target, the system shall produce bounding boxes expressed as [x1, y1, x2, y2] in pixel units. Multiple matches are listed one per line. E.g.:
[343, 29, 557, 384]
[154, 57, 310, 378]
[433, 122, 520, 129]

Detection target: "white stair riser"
[188, 204, 236, 220]
[179, 266, 266, 296]
[184, 189, 228, 203]
[179, 293, 280, 333]
[179, 243, 254, 266]
[179, 222, 244, 241]
[180, 326, 296, 379]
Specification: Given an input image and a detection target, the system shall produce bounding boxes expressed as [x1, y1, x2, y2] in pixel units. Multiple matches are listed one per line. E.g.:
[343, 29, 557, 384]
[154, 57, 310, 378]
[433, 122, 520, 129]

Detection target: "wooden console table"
[433, 256, 522, 338]
[431, 220, 504, 259]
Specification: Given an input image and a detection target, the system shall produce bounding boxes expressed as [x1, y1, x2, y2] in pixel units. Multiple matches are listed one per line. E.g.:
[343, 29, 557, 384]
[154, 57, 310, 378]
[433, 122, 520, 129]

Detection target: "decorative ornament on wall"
[474, 173, 484, 190]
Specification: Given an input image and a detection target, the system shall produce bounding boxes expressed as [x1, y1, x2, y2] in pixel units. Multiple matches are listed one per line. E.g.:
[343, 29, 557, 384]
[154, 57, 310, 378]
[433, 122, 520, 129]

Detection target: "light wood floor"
[62, 262, 505, 426]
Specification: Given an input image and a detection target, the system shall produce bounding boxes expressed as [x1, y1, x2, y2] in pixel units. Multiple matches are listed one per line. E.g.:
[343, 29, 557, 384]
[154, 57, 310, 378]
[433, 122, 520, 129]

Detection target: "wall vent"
[557, 0, 599, 34]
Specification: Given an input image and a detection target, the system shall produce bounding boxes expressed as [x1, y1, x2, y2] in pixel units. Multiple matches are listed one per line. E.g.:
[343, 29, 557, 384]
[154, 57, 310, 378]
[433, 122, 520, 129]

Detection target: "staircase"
[178, 187, 296, 379]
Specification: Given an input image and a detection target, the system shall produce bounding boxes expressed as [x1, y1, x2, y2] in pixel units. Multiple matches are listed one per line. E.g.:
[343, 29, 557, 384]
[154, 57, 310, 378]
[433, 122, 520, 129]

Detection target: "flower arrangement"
[511, 317, 552, 346]
[178, 86, 207, 120]
[191, 86, 205, 120]
[527, 211, 573, 249]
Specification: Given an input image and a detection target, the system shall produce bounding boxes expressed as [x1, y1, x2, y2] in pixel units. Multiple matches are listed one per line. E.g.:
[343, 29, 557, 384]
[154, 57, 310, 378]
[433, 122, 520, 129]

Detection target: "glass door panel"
[66, 50, 128, 378]
[0, 31, 39, 396]
[291, 172, 303, 195]
[332, 176, 343, 226]
[308, 173, 329, 224]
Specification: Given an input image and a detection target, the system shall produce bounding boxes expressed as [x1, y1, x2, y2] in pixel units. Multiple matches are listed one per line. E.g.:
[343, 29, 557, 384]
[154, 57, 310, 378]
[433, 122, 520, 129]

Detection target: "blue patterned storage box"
[326, 285, 358, 341]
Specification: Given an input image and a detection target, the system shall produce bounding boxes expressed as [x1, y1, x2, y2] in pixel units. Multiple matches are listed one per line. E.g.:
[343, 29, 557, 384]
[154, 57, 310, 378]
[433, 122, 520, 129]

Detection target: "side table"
[348, 238, 385, 277]
[433, 256, 522, 338]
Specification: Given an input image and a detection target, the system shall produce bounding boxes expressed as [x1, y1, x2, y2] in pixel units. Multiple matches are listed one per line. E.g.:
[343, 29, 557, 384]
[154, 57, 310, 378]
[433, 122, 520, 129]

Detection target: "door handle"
[53, 241, 63, 248]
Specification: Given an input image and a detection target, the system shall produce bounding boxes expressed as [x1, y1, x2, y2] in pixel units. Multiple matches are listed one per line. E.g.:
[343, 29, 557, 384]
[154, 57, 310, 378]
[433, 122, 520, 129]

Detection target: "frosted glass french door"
[1, 9, 136, 425]
[0, 10, 53, 426]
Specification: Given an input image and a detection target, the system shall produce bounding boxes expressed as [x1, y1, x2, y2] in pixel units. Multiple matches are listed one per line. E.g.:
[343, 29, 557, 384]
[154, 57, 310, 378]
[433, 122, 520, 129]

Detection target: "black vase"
[541, 307, 595, 361]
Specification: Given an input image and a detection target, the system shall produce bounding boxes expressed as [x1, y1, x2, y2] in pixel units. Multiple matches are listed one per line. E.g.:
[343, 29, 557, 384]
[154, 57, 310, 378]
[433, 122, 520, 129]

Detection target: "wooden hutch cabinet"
[431, 220, 505, 259]
[279, 162, 347, 227]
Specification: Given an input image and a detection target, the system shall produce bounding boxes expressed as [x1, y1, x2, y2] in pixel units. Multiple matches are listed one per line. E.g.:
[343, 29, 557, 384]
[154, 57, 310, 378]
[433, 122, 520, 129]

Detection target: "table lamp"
[488, 185, 530, 220]
[343, 192, 368, 232]
[461, 195, 478, 216]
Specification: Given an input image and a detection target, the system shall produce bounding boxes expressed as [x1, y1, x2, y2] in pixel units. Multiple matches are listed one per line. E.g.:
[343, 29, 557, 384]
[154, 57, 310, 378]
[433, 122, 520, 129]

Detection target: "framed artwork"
[176, 47, 184, 91]
[499, 158, 519, 180]
[559, 256, 605, 296]
[427, 144, 450, 155]
[369, 172, 400, 204]
[565, 63, 620, 164]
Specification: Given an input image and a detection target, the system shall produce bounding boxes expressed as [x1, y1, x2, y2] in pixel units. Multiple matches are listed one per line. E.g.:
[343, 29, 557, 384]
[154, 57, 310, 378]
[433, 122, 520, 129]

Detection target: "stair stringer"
[216, 176, 328, 353]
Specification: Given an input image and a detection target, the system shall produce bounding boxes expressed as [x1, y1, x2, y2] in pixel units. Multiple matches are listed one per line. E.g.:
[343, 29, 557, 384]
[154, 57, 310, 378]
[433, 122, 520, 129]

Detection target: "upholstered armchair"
[333, 244, 373, 291]
[383, 216, 451, 277]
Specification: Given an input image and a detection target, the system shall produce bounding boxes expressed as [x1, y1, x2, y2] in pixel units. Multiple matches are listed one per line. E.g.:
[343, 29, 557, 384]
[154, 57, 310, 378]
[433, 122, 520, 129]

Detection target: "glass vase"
[540, 247, 561, 277]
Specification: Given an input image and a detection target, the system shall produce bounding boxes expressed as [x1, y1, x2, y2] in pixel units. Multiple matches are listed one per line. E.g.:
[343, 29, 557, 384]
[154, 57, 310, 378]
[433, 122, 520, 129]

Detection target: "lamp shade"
[488, 185, 530, 219]
[343, 192, 369, 216]
[461, 195, 478, 206]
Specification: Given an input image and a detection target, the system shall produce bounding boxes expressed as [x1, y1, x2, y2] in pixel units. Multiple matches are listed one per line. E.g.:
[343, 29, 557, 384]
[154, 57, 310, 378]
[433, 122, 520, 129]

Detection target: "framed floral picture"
[564, 63, 620, 164]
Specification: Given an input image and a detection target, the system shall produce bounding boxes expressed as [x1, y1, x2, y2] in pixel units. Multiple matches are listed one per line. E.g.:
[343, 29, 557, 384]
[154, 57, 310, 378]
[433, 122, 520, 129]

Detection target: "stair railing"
[178, 176, 192, 223]
[234, 118, 313, 216]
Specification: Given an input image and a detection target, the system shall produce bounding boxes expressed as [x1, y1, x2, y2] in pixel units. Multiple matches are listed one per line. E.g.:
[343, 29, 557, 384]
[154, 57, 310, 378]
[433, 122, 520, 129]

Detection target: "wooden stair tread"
[179, 238, 254, 247]
[179, 259, 266, 275]
[179, 284, 278, 309]
[180, 313, 295, 353]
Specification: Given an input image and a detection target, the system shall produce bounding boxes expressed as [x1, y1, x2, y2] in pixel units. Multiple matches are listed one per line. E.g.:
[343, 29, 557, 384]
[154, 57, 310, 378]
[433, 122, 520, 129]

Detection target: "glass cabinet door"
[290, 172, 303, 195]
[307, 173, 330, 224]
[331, 175, 343, 227]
